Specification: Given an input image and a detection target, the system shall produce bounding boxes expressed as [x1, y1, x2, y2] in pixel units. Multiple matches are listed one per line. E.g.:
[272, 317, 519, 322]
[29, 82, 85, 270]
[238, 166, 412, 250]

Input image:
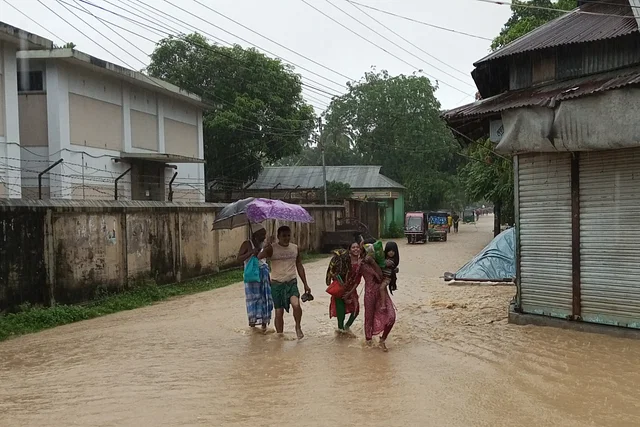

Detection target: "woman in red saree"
[360, 252, 396, 351]
[326, 241, 362, 331]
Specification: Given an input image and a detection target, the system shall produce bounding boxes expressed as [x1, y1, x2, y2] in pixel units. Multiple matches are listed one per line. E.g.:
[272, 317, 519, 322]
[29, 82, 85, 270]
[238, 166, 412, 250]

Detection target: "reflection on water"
[1, 219, 639, 426]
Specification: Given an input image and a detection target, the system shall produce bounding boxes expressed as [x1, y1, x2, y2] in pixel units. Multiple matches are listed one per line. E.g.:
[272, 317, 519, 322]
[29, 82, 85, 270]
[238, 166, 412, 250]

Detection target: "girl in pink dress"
[360, 253, 396, 351]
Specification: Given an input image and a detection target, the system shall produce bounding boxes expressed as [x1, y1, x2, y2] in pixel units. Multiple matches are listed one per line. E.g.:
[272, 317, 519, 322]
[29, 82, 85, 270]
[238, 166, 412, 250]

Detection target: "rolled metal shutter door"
[580, 149, 640, 328]
[518, 153, 573, 317]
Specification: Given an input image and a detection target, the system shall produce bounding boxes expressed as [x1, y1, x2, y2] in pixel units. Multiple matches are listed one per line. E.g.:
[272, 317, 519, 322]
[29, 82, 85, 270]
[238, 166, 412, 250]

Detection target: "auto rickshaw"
[427, 212, 449, 242]
[463, 209, 476, 224]
[405, 212, 427, 244]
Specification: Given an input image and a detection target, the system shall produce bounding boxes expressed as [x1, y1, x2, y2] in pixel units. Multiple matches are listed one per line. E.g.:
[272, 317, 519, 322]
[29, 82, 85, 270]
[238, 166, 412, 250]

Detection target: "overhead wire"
[469, 0, 631, 17]
[345, 1, 494, 41]
[344, 0, 471, 79]
[51, 0, 321, 130]
[324, 0, 475, 88]
[144, 0, 349, 92]
[190, 0, 356, 83]
[300, 0, 474, 96]
[68, 0, 151, 59]
[75, 0, 339, 100]
[3, 0, 67, 45]
[55, 0, 146, 66]
[111, 0, 341, 101]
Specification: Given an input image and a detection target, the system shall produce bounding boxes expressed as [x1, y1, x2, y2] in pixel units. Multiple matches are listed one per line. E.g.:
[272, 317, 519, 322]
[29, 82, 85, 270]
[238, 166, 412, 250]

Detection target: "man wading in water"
[260, 226, 311, 339]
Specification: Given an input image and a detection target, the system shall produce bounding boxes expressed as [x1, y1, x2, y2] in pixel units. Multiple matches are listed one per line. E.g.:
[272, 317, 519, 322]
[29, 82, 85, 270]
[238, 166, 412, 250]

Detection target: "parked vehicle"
[463, 209, 476, 224]
[405, 212, 427, 244]
[427, 212, 449, 242]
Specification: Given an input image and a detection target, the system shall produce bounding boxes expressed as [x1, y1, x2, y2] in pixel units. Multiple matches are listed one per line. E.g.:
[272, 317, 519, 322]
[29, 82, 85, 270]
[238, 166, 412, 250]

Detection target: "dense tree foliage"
[147, 34, 315, 188]
[326, 181, 353, 200]
[284, 70, 460, 211]
[460, 140, 514, 234]
[491, 0, 577, 50]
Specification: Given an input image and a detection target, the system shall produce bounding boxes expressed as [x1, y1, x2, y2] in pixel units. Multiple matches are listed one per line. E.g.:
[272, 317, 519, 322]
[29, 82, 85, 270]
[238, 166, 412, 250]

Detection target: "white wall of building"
[0, 41, 22, 198]
[16, 61, 205, 201]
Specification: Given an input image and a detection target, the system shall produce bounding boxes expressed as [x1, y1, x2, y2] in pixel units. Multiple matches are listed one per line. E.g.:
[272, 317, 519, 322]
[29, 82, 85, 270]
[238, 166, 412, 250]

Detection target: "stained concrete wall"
[0, 200, 343, 312]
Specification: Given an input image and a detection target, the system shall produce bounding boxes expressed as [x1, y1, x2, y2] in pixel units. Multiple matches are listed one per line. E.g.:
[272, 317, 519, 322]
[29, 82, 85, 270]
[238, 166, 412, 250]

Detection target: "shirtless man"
[260, 225, 311, 339]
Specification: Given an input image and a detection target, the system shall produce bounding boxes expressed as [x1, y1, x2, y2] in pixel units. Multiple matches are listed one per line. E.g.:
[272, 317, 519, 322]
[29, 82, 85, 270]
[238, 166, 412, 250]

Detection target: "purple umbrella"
[246, 198, 314, 224]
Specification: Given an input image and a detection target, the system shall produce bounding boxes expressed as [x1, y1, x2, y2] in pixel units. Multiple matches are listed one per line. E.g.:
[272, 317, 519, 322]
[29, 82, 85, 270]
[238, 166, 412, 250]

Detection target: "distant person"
[452, 212, 460, 233]
[447, 214, 453, 232]
[237, 224, 273, 332]
[260, 226, 311, 339]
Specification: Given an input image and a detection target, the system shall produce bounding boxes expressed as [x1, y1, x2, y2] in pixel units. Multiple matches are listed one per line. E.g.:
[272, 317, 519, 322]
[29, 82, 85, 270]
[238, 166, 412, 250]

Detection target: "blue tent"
[448, 228, 515, 282]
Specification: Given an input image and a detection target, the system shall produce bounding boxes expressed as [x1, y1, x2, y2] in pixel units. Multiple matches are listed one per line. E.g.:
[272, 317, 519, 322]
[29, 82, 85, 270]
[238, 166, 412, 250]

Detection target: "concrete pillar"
[157, 96, 165, 154]
[46, 62, 71, 199]
[3, 42, 22, 198]
[196, 109, 205, 202]
[122, 83, 132, 152]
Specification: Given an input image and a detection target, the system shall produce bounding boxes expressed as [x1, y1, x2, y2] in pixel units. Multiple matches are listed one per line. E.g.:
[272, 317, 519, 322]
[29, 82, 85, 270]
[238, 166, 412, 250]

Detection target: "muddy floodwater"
[1, 218, 640, 426]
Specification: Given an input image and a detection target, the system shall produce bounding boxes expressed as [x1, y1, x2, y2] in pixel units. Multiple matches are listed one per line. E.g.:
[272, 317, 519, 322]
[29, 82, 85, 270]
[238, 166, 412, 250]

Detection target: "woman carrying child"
[361, 241, 397, 351]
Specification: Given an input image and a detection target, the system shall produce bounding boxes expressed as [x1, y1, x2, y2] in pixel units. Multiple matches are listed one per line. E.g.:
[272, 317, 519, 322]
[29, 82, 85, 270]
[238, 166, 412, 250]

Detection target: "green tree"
[460, 140, 514, 236]
[322, 69, 460, 211]
[326, 181, 353, 200]
[491, 0, 576, 50]
[147, 34, 315, 188]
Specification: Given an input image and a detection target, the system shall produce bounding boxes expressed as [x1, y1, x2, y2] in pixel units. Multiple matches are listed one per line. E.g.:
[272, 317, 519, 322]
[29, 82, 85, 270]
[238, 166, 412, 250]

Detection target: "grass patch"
[0, 252, 330, 342]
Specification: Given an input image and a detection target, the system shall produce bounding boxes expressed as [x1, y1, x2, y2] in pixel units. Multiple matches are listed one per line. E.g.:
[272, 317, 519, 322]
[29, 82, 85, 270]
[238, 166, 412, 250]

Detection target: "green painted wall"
[383, 193, 405, 235]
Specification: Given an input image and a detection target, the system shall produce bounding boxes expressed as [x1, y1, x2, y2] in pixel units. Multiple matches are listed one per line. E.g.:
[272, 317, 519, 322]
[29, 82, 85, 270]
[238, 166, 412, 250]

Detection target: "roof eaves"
[0, 21, 53, 50]
[17, 49, 211, 109]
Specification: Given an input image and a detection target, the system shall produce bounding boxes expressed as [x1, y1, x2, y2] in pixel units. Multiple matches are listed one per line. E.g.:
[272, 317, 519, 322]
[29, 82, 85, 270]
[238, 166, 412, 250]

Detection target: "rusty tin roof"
[443, 66, 640, 122]
[476, 1, 637, 65]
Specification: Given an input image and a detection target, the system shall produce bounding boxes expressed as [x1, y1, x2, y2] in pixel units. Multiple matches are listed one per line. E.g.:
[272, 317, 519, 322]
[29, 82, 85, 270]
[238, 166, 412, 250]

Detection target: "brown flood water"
[1, 217, 639, 427]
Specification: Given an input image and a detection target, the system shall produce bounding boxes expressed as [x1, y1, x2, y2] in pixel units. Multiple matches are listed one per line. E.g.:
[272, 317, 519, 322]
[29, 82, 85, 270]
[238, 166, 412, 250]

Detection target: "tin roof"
[247, 166, 405, 190]
[476, 1, 637, 65]
[443, 66, 640, 122]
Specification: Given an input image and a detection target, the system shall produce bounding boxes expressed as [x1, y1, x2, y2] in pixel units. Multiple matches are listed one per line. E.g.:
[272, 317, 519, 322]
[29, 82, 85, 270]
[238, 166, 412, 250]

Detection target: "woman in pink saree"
[359, 251, 396, 351]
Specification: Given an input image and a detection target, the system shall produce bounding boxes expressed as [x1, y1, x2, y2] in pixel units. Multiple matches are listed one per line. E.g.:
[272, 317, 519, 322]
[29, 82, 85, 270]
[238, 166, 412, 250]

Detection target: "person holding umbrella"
[215, 198, 315, 337]
[237, 224, 274, 332]
[259, 225, 311, 339]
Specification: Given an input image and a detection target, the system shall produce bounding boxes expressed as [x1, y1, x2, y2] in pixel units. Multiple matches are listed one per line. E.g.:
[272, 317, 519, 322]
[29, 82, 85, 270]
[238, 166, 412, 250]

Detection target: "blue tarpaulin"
[451, 228, 515, 281]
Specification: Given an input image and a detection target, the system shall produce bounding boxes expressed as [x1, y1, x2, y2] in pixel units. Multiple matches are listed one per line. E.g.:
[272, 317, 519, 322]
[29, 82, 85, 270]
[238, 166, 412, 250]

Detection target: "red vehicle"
[405, 212, 427, 244]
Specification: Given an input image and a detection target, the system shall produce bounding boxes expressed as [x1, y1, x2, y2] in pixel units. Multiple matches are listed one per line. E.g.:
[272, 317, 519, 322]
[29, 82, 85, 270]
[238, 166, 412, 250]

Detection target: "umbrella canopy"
[212, 197, 255, 230]
[246, 198, 314, 224]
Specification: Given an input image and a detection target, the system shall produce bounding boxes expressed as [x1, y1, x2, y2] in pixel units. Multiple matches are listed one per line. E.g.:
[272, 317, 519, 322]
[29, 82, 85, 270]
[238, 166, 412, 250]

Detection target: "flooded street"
[1, 217, 639, 427]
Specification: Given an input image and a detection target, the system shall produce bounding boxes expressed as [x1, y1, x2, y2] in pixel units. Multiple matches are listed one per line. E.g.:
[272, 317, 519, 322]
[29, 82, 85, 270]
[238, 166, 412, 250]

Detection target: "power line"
[40, 0, 133, 66]
[118, 0, 345, 97]
[57, 0, 146, 66]
[345, 0, 470, 79]
[3, 0, 67, 45]
[47, 1, 320, 130]
[325, 0, 474, 88]
[469, 0, 631, 17]
[300, 0, 473, 96]
[153, 0, 349, 92]
[68, 0, 151, 59]
[346, 1, 494, 41]
[190, 0, 356, 83]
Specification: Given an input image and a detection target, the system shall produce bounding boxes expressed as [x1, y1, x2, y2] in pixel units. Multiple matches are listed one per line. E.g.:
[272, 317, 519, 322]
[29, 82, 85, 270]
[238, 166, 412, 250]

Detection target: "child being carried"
[364, 241, 400, 311]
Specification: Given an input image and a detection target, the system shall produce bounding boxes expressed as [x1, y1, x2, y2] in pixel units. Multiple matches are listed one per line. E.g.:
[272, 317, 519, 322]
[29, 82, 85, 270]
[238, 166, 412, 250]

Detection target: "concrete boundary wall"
[0, 200, 343, 312]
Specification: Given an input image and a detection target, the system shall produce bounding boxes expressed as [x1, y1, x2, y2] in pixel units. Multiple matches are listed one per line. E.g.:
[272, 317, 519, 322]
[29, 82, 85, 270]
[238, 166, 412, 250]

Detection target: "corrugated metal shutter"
[580, 149, 640, 328]
[518, 153, 573, 317]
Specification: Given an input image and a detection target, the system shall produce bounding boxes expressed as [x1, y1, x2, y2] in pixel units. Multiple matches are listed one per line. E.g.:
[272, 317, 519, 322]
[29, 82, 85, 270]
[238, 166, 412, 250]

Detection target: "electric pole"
[318, 117, 328, 205]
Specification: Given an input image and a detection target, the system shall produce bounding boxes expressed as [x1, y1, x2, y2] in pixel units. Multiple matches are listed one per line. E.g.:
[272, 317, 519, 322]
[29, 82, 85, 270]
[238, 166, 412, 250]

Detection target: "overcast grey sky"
[1, 0, 511, 111]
